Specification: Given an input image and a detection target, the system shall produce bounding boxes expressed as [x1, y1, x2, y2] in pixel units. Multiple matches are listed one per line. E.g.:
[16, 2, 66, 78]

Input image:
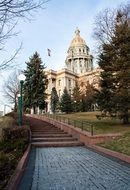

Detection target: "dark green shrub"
[0, 138, 29, 189]
[0, 152, 17, 189]
[0, 112, 30, 189]
[0, 138, 29, 153]
[2, 126, 30, 141]
[2, 128, 11, 140]
[0, 152, 16, 176]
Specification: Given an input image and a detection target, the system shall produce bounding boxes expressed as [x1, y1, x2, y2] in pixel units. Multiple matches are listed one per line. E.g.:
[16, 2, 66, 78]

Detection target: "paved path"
[18, 146, 130, 190]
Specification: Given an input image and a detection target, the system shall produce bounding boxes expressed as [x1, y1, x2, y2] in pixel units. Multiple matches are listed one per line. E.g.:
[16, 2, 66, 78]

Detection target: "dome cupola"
[70, 27, 86, 47]
[65, 28, 93, 74]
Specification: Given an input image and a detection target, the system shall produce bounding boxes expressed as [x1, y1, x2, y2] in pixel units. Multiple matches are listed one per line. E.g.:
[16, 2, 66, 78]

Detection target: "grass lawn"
[55, 111, 130, 135]
[99, 132, 130, 156]
[52, 111, 130, 156]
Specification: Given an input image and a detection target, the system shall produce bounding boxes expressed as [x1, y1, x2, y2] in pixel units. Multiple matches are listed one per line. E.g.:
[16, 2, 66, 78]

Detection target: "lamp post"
[18, 93, 21, 126]
[74, 100, 76, 112]
[18, 74, 26, 126]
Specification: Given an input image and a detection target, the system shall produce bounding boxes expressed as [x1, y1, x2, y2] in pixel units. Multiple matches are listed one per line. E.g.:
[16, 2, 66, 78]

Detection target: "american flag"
[47, 48, 51, 56]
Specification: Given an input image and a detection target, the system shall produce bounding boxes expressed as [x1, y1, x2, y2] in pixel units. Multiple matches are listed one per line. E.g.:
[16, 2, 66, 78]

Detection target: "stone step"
[32, 134, 72, 138]
[31, 126, 56, 129]
[32, 130, 66, 134]
[31, 141, 84, 147]
[31, 127, 59, 130]
[31, 128, 59, 130]
[30, 122, 84, 148]
[32, 133, 68, 136]
[32, 137, 77, 142]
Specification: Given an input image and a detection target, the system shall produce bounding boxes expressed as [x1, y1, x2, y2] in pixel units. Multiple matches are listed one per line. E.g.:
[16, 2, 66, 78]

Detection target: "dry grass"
[0, 116, 15, 140]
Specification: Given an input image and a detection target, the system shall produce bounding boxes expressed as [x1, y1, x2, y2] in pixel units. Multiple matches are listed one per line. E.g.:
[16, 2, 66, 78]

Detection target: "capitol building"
[46, 28, 101, 112]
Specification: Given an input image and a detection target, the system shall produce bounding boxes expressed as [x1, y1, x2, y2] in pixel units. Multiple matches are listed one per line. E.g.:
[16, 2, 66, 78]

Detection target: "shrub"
[0, 138, 28, 153]
[0, 152, 16, 178]
[0, 138, 29, 189]
[2, 126, 30, 141]
[0, 112, 30, 189]
[0, 116, 16, 140]
[0, 152, 16, 189]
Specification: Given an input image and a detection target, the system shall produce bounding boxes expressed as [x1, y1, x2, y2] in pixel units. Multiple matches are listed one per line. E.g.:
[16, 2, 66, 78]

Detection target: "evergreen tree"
[72, 82, 82, 112]
[96, 4, 130, 124]
[50, 87, 59, 113]
[60, 87, 72, 114]
[24, 52, 47, 113]
[83, 82, 96, 111]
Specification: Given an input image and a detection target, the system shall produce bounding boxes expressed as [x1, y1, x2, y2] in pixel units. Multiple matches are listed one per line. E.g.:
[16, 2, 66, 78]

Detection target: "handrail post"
[74, 120, 76, 127]
[82, 121, 83, 130]
[91, 125, 94, 136]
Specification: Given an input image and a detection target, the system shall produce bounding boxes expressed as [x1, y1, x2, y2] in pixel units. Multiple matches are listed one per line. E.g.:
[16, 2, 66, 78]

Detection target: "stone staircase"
[30, 120, 84, 147]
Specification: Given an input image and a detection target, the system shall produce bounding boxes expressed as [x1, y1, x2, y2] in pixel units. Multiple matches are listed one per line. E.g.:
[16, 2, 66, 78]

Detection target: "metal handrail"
[43, 113, 94, 136]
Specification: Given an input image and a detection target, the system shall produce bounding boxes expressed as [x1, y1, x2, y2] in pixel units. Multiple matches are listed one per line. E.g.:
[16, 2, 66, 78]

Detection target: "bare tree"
[93, 2, 130, 58]
[93, 8, 116, 51]
[0, 0, 49, 71]
[3, 70, 21, 111]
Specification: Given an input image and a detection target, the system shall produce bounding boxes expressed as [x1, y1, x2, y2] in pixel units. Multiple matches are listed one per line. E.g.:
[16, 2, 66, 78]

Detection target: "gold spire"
[70, 28, 86, 47]
[75, 27, 80, 35]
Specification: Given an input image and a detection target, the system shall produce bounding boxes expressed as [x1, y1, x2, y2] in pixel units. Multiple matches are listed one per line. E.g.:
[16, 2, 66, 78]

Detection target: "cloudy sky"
[0, 0, 128, 112]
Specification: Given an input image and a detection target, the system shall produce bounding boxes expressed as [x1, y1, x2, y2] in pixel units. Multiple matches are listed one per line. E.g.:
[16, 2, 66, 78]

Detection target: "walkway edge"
[88, 145, 130, 164]
[26, 114, 130, 164]
[6, 144, 31, 190]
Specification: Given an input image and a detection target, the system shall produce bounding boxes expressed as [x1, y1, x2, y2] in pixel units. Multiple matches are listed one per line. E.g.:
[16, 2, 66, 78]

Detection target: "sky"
[0, 0, 128, 113]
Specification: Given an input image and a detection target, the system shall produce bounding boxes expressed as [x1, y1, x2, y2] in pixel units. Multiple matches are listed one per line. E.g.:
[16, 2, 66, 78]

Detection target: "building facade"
[46, 28, 100, 112]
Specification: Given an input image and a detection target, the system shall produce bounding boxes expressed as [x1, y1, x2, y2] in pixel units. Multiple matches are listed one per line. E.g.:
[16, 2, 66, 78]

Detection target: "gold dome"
[70, 28, 86, 47]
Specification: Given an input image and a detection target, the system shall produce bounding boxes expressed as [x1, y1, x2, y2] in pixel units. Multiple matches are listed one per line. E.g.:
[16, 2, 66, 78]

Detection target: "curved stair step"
[30, 121, 84, 147]
[31, 134, 72, 138]
[32, 137, 78, 142]
[32, 131, 67, 134]
[31, 141, 84, 147]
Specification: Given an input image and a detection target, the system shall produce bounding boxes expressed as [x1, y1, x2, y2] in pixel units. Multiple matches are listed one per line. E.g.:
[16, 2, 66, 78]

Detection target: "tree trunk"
[122, 113, 129, 124]
[14, 95, 18, 112]
[14, 103, 17, 112]
[33, 106, 36, 114]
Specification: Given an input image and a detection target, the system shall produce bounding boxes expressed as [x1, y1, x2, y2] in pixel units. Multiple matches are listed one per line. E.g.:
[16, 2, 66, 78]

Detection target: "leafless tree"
[3, 70, 21, 111]
[93, 8, 116, 51]
[0, 0, 49, 71]
[93, 2, 130, 55]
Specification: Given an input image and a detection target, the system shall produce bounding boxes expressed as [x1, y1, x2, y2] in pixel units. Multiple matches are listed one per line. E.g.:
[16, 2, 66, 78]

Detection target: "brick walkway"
[18, 147, 130, 190]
